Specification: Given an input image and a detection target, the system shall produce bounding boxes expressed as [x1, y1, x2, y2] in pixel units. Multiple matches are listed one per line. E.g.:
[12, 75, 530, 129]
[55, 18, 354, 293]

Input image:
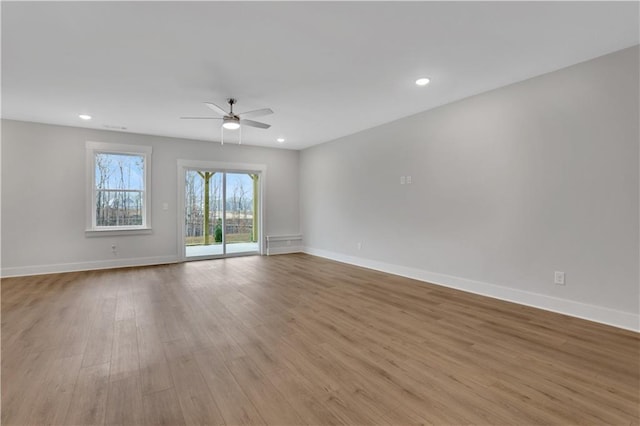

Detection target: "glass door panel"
[185, 170, 223, 258]
[224, 173, 259, 255]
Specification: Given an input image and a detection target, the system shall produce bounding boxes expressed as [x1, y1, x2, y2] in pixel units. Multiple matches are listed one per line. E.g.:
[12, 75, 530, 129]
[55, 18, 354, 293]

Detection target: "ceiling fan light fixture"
[222, 117, 240, 130]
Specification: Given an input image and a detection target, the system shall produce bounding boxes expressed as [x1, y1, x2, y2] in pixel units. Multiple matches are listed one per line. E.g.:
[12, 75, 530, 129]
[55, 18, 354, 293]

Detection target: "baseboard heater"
[265, 234, 303, 255]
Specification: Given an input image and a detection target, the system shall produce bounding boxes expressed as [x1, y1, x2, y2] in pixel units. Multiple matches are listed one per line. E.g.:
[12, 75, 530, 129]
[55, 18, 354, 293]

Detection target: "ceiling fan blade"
[240, 119, 271, 129]
[180, 116, 222, 120]
[204, 102, 228, 116]
[238, 108, 273, 119]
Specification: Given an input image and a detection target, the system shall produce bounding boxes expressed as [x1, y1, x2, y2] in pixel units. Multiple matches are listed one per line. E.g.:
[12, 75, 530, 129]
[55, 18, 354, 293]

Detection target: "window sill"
[85, 227, 153, 237]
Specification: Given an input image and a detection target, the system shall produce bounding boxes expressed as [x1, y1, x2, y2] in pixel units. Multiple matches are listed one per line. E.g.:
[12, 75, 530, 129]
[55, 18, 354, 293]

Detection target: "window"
[86, 142, 152, 234]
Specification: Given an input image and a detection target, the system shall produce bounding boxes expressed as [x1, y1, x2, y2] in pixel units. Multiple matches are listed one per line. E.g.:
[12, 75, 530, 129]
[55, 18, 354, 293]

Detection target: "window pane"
[96, 190, 143, 226]
[95, 153, 144, 190]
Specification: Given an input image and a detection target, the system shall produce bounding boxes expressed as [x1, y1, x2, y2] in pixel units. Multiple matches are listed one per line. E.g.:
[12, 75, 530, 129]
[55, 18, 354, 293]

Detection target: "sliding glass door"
[184, 169, 259, 259]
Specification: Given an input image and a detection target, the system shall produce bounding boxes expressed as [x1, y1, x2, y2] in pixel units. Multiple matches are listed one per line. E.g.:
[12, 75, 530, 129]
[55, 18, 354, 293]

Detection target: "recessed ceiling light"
[78, 114, 92, 120]
[415, 78, 430, 86]
[277, 138, 285, 143]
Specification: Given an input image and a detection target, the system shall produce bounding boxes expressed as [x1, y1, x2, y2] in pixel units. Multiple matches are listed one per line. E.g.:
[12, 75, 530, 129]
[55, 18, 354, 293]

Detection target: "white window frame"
[86, 141, 152, 236]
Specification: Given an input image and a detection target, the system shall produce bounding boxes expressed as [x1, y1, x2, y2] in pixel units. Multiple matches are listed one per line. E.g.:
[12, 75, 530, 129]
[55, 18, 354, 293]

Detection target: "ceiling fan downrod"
[227, 98, 236, 115]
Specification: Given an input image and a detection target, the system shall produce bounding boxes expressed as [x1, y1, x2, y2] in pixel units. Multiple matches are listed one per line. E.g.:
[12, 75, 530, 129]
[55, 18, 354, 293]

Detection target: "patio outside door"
[184, 169, 260, 259]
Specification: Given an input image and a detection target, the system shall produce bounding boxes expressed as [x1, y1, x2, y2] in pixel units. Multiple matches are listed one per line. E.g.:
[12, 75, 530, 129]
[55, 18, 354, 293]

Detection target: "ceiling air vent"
[103, 124, 127, 130]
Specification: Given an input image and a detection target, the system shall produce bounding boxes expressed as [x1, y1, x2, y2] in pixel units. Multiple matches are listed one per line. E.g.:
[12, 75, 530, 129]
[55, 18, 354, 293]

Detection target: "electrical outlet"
[554, 271, 565, 285]
[400, 176, 406, 185]
[406, 175, 412, 184]
[111, 244, 117, 255]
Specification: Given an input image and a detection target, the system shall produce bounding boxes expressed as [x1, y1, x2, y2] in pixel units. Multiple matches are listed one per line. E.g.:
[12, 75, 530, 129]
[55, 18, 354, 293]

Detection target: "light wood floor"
[2, 254, 639, 425]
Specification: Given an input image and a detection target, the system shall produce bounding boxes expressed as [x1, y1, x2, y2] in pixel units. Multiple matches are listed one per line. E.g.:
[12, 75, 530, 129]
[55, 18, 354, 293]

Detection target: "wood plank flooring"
[2, 253, 639, 425]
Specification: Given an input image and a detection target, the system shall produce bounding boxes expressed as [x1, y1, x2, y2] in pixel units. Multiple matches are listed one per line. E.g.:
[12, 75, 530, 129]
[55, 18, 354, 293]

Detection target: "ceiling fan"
[181, 98, 272, 130]
[181, 98, 273, 144]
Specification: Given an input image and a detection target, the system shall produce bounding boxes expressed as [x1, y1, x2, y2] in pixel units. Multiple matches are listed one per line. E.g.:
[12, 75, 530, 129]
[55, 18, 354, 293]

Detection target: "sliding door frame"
[177, 159, 266, 261]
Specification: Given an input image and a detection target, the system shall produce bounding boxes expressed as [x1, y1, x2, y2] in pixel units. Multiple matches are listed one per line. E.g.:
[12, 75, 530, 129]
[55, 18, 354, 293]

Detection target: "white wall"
[1, 120, 300, 275]
[300, 46, 640, 330]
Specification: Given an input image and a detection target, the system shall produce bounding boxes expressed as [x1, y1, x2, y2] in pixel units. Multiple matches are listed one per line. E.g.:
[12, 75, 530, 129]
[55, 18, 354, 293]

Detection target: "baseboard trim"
[267, 246, 303, 256]
[1, 255, 180, 278]
[303, 247, 639, 332]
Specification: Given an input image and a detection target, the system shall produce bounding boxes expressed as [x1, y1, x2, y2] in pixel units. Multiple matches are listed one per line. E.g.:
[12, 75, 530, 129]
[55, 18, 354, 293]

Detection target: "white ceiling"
[2, 2, 638, 150]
